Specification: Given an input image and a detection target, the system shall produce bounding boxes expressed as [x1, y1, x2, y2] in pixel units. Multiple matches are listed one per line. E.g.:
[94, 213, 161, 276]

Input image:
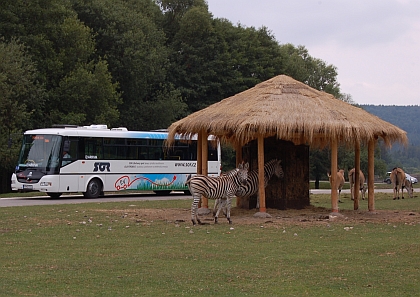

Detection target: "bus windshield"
[18, 134, 62, 169]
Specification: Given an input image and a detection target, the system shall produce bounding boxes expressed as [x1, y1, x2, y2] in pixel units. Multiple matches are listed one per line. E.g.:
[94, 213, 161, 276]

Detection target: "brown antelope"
[390, 167, 406, 200]
[348, 168, 367, 200]
[328, 169, 345, 202]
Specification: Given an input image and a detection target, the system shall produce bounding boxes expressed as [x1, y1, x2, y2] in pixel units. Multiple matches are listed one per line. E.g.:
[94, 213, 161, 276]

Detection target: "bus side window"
[84, 138, 103, 160]
[68, 139, 78, 160]
[62, 138, 78, 166]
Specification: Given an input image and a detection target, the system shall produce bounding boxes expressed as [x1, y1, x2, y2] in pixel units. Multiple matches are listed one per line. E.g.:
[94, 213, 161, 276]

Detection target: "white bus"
[11, 125, 221, 198]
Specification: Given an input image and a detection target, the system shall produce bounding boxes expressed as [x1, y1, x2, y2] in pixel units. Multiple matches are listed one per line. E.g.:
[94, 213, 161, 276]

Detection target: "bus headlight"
[40, 182, 52, 186]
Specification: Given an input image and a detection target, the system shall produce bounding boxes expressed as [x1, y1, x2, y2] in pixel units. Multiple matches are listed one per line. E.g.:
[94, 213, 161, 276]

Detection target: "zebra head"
[237, 162, 249, 185]
[273, 159, 284, 179]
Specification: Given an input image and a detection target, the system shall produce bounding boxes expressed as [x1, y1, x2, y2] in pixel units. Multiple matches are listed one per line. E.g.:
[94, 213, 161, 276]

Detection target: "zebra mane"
[250, 159, 283, 178]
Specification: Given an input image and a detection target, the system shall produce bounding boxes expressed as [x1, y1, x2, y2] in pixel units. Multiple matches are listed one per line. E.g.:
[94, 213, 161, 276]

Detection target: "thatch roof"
[167, 75, 408, 148]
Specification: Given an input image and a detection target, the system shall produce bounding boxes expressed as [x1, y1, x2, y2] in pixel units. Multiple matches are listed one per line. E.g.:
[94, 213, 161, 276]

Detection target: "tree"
[0, 0, 121, 127]
[51, 59, 122, 126]
[167, 6, 286, 113]
[309, 148, 330, 188]
[279, 44, 341, 98]
[73, 0, 185, 130]
[0, 38, 46, 191]
[157, 0, 207, 42]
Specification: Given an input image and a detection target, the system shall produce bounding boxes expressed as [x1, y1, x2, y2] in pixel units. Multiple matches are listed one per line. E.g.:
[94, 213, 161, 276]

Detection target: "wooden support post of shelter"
[196, 132, 203, 208]
[330, 138, 339, 212]
[257, 135, 266, 212]
[354, 142, 361, 210]
[200, 130, 208, 209]
[235, 143, 243, 207]
[197, 133, 203, 175]
[368, 138, 375, 211]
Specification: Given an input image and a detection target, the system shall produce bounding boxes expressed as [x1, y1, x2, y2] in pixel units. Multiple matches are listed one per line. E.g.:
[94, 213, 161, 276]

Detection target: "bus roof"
[23, 125, 209, 140]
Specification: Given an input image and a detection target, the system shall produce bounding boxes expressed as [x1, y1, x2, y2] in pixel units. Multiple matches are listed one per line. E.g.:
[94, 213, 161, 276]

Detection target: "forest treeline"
[361, 105, 420, 175]
[0, 0, 413, 192]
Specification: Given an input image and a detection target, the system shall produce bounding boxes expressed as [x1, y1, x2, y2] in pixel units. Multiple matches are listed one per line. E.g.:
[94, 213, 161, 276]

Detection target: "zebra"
[186, 162, 249, 225]
[214, 159, 284, 212]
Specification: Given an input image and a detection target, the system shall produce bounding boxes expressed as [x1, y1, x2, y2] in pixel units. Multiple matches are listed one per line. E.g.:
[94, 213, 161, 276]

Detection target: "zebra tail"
[185, 174, 192, 185]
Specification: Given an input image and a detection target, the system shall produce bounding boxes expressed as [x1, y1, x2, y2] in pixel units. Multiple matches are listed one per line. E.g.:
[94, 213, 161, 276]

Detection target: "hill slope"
[361, 105, 420, 145]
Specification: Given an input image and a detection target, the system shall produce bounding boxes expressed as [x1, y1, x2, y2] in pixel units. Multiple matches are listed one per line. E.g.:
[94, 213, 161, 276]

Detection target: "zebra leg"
[214, 199, 223, 224]
[191, 199, 197, 225]
[191, 196, 201, 225]
[226, 197, 232, 224]
[220, 199, 227, 217]
[213, 198, 220, 217]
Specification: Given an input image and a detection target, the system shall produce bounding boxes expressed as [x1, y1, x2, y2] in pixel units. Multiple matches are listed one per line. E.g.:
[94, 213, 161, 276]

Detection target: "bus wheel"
[83, 178, 102, 198]
[154, 190, 171, 196]
[47, 192, 62, 199]
[184, 190, 191, 195]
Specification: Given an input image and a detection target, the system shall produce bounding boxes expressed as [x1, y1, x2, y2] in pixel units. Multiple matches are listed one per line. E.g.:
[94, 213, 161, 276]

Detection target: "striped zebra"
[214, 159, 283, 212]
[186, 162, 249, 225]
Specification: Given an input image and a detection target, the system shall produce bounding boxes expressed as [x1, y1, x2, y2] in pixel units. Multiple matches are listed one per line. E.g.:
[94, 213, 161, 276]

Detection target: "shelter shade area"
[167, 75, 408, 214]
[238, 137, 309, 210]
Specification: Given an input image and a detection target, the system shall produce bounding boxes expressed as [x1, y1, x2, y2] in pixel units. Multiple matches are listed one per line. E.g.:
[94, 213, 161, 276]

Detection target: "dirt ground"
[121, 205, 420, 227]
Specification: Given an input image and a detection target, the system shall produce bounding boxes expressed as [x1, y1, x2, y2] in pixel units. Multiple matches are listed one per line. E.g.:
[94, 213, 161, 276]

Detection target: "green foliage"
[280, 44, 341, 98]
[123, 84, 187, 131]
[51, 59, 122, 126]
[0, 0, 121, 129]
[72, 0, 182, 130]
[0, 39, 44, 130]
[0, 38, 46, 175]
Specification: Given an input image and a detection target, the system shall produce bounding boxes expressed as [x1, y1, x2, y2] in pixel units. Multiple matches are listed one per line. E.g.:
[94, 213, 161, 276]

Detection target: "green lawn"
[1, 194, 420, 296]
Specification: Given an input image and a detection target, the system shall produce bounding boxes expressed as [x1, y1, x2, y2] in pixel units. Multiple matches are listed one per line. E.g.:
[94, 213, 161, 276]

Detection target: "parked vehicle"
[405, 173, 418, 184]
[384, 171, 418, 184]
[384, 172, 392, 184]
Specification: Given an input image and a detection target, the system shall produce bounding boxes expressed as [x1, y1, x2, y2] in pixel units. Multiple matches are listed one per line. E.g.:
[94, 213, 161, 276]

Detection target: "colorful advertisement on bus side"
[114, 173, 190, 191]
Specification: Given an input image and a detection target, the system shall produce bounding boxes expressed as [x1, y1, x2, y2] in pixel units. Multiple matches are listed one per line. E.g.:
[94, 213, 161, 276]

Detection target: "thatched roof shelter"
[167, 75, 408, 214]
[167, 75, 407, 148]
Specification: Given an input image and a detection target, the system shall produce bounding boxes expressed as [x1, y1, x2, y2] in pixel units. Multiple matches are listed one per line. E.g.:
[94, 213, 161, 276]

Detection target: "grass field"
[1, 193, 420, 296]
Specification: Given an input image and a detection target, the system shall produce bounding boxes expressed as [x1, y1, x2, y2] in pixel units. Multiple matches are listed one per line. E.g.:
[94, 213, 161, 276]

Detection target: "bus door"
[58, 137, 81, 192]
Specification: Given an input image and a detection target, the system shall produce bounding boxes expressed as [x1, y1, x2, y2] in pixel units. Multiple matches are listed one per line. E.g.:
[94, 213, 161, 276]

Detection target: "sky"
[207, 0, 420, 106]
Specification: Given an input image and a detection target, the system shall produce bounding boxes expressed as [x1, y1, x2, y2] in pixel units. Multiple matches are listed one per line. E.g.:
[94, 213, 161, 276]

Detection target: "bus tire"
[83, 178, 102, 198]
[184, 190, 191, 195]
[47, 192, 62, 199]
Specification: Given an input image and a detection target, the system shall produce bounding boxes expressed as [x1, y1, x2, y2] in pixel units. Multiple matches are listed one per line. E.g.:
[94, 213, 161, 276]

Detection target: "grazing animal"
[214, 159, 284, 212]
[348, 168, 367, 200]
[403, 178, 413, 198]
[328, 169, 345, 202]
[390, 167, 406, 200]
[186, 162, 249, 225]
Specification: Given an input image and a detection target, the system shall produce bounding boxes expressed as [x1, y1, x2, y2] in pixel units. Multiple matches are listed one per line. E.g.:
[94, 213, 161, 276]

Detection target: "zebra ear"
[238, 163, 243, 169]
[244, 162, 249, 170]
